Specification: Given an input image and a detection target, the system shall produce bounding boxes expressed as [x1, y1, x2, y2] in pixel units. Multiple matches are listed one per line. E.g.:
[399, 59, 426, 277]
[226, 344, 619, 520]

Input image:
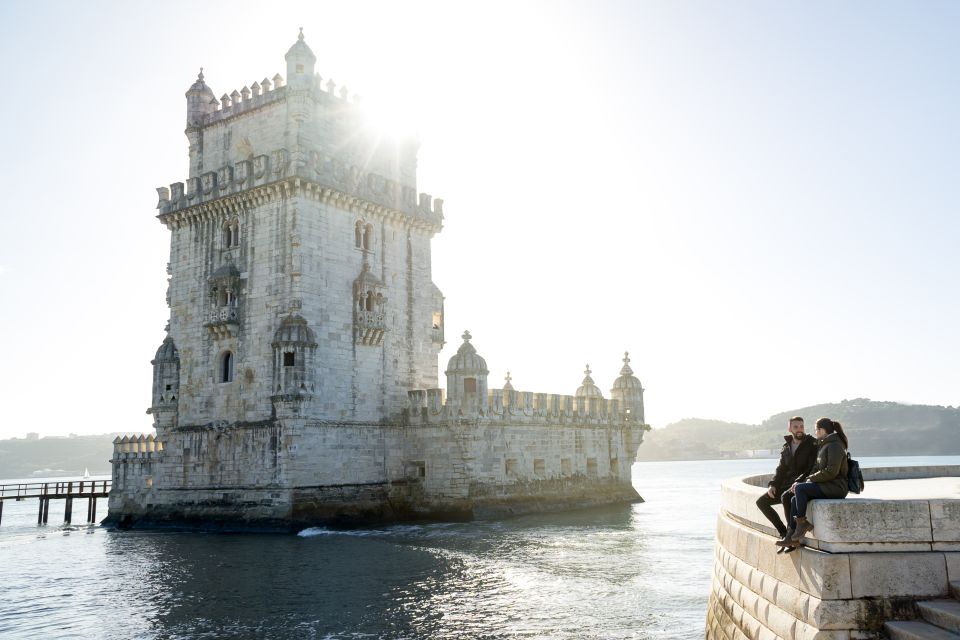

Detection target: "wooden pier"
[0, 479, 111, 525]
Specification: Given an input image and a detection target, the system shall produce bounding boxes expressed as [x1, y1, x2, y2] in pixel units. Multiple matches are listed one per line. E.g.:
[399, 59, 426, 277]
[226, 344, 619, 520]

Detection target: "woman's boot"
[791, 516, 814, 541]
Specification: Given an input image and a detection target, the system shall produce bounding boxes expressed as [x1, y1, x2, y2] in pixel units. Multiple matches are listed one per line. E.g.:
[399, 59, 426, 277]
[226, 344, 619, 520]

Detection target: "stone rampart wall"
[707, 467, 960, 640]
[107, 415, 643, 529]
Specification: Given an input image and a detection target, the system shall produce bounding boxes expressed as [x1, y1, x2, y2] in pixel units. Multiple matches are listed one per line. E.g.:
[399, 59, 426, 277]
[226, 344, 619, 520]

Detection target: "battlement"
[111, 434, 164, 461]
[155, 148, 443, 229]
[191, 70, 368, 129]
[406, 387, 648, 426]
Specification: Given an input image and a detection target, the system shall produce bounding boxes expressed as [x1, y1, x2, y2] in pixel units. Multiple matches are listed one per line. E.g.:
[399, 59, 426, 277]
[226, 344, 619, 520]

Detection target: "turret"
[610, 352, 644, 423]
[185, 68, 216, 127]
[285, 28, 316, 90]
[575, 365, 604, 399]
[148, 336, 180, 436]
[445, 331, 489, 411]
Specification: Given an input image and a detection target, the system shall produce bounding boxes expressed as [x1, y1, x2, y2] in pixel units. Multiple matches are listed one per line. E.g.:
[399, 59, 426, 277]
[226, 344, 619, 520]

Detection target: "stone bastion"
[706, 465, 960, 639]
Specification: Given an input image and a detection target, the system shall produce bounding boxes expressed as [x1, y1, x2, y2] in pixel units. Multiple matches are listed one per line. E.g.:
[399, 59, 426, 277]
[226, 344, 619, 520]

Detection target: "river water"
[1, 456, 956, 639]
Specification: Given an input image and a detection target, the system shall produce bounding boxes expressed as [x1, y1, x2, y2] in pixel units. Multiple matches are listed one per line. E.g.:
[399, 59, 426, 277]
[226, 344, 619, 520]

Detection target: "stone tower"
[151, 32, 446, 428]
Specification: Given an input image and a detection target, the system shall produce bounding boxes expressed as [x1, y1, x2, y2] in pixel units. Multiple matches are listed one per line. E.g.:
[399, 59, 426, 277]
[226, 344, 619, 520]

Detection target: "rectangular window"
[587, 458, 598, 477]
[463, 378, 477, 393]
[505, 459, 518, 476]
[560, 458, 572, 475]
[534, 459, 545, 476]
[283, 352, 295, 367]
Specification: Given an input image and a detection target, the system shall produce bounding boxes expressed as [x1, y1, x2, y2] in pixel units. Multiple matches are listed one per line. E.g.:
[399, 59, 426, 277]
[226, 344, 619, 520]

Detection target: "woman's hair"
[816, 417, 849, 449]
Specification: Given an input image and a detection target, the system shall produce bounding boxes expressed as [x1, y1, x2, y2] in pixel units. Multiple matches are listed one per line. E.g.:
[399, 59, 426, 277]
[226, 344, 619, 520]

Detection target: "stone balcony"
[204, 305, 240, 339]
[354, 310, 385, 346]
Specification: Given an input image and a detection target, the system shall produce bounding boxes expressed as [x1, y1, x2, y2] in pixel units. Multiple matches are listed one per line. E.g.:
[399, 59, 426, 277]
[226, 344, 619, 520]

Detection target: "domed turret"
[285, 28, 316, 89]
[575, 365, 604, 399]
[185, 68, 216, 127]
[149, 336, 180, 436]
[610, 352, 644, 422]
[445, 330, 489, 408]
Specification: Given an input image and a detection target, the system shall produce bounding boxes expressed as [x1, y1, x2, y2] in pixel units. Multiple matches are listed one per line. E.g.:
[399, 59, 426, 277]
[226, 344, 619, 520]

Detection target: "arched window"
[223, 218, 240, 248]
[365, 291, 374, 311]
[220, 351, 234, 383]
[355, 221, 364, 248]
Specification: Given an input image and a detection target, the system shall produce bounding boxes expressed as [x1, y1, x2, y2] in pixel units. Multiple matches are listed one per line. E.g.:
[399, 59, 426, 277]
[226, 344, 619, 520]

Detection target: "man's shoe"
[791, 516, 814, 541]
[783, 544, 799, 553]
[774, 530, 795, 547]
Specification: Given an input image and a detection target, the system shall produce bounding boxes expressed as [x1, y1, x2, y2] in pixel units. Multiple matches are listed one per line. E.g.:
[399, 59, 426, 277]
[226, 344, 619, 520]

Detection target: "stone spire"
[575, 365, 604, 398]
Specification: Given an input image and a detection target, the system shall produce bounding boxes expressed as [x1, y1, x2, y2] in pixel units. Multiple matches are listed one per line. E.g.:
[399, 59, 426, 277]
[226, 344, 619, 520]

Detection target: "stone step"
[885, 621, 960, 640]
[919, 601, 960, 634]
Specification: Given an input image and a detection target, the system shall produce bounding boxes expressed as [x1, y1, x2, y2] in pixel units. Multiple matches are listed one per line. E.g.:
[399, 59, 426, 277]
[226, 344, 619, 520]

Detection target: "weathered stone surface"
[848, 553, 948, 599]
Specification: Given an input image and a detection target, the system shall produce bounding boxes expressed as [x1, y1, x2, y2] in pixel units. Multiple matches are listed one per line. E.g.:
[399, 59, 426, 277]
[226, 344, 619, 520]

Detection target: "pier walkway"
[0, 479, 111, 525]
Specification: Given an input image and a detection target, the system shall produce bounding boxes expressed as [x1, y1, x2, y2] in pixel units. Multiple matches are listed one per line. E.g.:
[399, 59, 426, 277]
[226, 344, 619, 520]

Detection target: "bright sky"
[0, 1, 957, 439]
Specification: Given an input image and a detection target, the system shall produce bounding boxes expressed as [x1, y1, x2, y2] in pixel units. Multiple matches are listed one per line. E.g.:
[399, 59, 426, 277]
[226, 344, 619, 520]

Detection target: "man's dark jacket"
[768, 434, 818, 494]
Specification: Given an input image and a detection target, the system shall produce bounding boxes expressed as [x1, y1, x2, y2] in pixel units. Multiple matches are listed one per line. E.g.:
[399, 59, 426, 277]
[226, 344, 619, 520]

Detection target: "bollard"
[42, 498, 49, 524]
[64, 497, 73, 524]
[38, 498, 44, 524]
[89, 497, 97, 523]
[0, 500, 3, 525]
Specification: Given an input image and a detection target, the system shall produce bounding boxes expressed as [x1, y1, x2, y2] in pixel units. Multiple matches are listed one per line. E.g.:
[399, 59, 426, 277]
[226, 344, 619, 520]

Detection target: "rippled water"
[1, 456, 956, 639]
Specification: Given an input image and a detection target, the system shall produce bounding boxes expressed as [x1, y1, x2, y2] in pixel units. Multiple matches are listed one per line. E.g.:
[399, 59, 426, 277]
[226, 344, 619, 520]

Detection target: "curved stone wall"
[707, 466, 960, 639]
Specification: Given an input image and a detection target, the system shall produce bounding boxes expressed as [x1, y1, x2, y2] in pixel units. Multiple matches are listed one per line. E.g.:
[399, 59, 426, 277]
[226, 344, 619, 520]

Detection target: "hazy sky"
[0, 1, 957, 439]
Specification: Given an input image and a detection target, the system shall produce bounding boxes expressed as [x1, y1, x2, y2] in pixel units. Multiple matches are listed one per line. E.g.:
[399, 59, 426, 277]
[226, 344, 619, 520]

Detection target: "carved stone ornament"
[201, 171, 217, 195]
[234, 160, 251, 184]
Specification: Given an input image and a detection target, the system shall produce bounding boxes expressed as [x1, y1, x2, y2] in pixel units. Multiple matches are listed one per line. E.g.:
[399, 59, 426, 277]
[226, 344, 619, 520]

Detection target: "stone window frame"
[218, 350, 235, 383]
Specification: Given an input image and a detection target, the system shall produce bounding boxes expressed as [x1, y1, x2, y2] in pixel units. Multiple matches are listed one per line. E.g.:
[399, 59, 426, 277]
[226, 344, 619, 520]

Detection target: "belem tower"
[106, 33, 649, 530]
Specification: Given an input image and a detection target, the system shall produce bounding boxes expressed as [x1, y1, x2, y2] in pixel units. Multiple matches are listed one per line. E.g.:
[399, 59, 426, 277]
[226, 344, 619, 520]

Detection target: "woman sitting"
[777, 417, 849, 550]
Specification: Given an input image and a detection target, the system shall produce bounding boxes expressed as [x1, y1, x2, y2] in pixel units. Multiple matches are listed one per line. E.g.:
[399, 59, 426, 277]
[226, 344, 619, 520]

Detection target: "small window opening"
[432, 311, 442, 329]
[296, 64, 304, 74]
[534, 459, 545, 476]
[355, 221, 364, 248]
[283, 352, 295, 367]
[463, 378, 477, 393]
[165, 384, 172, 391]
[220, 351, 234, 383]
[505, 459, 518, 476]
[561, 458, 572, 475]
[586, 458, 598, 477]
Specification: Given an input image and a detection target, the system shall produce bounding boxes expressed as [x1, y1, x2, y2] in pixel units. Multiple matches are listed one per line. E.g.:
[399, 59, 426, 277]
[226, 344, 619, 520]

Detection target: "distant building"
[108, 32, 649, 530]
[25, 432, 39, 440]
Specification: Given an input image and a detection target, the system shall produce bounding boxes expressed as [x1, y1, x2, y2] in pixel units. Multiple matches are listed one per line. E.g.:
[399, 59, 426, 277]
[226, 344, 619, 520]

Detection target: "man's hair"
[789, 416, 804, 424]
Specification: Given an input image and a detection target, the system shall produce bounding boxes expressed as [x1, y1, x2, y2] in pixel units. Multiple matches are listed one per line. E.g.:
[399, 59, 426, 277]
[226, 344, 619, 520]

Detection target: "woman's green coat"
[804, 432, 849, 498]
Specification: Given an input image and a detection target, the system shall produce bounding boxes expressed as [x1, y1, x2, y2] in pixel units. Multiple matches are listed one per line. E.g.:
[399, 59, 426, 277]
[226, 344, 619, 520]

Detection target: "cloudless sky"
[0, 1, 957, 439]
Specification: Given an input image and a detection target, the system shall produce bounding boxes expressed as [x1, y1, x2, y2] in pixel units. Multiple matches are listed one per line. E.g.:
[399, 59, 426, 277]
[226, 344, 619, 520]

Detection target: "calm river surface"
[1, 456, 957, 639]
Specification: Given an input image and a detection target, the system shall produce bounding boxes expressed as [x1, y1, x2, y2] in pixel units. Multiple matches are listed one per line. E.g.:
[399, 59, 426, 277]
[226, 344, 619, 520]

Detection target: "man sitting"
[755, 416, 817, 550]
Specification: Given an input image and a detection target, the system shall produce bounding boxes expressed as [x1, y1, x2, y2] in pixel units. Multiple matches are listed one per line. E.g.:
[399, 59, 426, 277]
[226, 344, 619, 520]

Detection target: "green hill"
[637, 399, 960, 461]
[0, 434, 118, 480]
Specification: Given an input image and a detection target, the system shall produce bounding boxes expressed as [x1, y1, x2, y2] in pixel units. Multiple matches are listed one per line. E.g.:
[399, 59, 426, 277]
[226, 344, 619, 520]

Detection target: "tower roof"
[611, 352, 643, 392]
[445, 330, 488, 376]
[186, 68, 215, 99]
[575, 365, 604, 398]
[153, 336, 179, 362]
[285, 28, 316, 64]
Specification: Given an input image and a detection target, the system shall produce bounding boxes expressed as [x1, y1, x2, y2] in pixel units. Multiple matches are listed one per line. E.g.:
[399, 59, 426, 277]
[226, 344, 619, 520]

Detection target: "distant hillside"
[637, 399, 960, 461]
[0, 434, 117, 480]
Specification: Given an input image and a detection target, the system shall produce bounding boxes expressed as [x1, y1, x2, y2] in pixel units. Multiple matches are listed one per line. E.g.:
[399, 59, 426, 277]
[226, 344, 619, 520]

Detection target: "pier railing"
[0, 478, 111, 526]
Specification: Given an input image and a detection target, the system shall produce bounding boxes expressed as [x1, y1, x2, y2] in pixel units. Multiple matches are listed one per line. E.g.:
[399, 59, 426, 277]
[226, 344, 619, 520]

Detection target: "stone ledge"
[721, 466, 960, 552]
